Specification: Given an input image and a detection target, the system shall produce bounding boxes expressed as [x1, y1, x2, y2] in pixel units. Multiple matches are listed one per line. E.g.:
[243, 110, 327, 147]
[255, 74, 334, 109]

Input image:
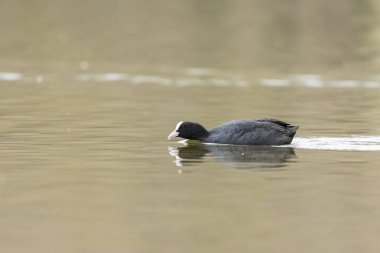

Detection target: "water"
[0, 79, 379, 253]
[1, 1, 380, 253]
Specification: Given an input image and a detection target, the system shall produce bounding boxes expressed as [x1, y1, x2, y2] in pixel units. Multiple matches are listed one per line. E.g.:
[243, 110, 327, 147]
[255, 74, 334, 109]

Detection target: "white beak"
[168, 130, 179, 140]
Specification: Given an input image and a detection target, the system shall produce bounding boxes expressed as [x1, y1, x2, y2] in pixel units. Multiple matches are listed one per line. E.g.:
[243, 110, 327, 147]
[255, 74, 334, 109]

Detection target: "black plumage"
[168, 119, 299, 145]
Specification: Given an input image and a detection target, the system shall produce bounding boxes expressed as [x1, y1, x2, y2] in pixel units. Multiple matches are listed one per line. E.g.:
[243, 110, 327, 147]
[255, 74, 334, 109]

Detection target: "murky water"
[1, 79, 379, 253]
[1, 1, 380, 253]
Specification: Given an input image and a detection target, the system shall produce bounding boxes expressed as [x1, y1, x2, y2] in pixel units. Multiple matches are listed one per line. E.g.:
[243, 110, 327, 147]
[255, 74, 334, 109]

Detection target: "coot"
[168, 119, 299, 145]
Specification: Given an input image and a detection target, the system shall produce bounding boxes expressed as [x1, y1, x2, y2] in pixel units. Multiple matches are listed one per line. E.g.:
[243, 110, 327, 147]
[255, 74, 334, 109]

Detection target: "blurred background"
[1, 0, 380, 76]
[1, 1, 380, 253]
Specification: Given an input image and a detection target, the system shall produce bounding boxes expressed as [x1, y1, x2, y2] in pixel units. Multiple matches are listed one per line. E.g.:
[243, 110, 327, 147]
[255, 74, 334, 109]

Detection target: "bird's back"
[205, 119, 298, 145]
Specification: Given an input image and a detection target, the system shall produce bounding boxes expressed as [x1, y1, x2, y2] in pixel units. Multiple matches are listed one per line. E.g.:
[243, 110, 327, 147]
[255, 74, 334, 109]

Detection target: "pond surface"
[0, 78, 380, 253]
[1, 1, 380, 253]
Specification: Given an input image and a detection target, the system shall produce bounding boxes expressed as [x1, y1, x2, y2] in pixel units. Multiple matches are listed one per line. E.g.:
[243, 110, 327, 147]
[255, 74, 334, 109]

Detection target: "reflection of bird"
[168, 119, 299, 145]
[168, 143, 297, 169]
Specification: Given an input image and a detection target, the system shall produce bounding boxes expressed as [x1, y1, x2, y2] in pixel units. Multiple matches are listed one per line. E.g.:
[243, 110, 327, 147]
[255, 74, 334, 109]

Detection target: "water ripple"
[291, 136, 380, 151]
[1, 69, 380, 89]
[0, 72, 23, 81]
[260, 74, 380, 88]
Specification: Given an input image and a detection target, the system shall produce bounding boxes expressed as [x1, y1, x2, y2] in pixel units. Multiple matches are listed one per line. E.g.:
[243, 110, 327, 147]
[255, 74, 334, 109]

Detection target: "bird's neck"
[191, 124, 209, 141]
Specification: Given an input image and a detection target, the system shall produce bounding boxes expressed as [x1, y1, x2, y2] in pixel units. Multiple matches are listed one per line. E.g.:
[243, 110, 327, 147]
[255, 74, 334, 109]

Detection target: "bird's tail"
[288, 125, 299, 138]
